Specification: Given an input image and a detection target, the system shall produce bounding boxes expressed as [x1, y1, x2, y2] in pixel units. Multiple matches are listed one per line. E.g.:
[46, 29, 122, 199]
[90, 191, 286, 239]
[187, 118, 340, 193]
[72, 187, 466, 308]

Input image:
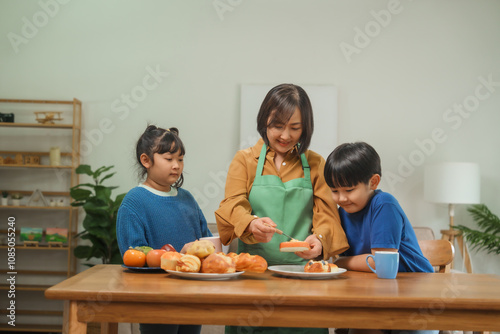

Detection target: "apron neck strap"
[257, 144, 311, 180]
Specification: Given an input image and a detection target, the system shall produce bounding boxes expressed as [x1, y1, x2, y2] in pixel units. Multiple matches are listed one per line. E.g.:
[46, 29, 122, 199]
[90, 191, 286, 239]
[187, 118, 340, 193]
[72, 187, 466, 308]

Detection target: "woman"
[215, 84, 349, 334]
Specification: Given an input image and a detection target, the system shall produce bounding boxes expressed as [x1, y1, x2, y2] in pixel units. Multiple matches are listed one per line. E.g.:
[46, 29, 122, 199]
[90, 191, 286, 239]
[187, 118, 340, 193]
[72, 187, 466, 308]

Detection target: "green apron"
[226, 144, 328, 334]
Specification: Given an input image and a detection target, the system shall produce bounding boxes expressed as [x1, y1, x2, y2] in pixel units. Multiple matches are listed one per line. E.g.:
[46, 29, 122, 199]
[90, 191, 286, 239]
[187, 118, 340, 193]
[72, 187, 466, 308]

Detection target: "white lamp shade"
[424, 162, 480, 204]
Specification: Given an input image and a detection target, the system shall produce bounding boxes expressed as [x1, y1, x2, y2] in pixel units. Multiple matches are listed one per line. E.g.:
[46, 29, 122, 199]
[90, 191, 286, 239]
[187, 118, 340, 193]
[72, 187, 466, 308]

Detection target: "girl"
[215, 84, 349, 334]
[117, 125, 211, 334]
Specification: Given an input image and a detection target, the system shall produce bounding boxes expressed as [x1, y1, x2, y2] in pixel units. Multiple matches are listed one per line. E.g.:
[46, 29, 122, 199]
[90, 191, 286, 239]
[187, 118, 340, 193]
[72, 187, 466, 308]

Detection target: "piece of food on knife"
[279, 240, 311, 252]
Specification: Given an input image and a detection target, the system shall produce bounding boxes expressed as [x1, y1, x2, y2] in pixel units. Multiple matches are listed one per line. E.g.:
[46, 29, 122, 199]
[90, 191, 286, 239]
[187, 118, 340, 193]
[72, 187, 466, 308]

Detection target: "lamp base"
[440, 229, 472, 273]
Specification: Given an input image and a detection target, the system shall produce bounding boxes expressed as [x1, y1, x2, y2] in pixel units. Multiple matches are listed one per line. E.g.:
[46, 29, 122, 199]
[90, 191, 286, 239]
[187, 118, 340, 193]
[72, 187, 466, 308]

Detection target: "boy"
[324, 142, 436, 334]
[324, 142, 433, 274]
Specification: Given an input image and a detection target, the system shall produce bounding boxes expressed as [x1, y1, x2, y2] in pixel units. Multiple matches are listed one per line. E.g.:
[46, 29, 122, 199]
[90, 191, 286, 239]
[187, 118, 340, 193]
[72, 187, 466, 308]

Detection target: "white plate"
[268, 265, 346, 279]
[166, 270, 245, 280]
[122, 265, 163, 272]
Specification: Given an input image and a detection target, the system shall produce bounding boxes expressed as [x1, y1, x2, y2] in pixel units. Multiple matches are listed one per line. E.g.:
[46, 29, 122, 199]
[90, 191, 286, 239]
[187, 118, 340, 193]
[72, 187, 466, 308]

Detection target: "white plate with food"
[166, 270, 245, 280]
[268, 265, 346, 279]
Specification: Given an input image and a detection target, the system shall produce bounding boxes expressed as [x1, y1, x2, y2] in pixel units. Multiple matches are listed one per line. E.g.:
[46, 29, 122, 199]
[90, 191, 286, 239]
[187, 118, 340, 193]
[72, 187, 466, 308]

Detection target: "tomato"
[123, 249, 146, 267]
[146, 249, 166, 267]
[161, 244, 176, 252]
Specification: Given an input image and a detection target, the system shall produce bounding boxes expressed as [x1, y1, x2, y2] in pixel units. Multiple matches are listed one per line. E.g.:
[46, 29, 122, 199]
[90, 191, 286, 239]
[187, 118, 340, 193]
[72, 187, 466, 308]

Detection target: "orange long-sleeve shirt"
[215, 139, 349, 259]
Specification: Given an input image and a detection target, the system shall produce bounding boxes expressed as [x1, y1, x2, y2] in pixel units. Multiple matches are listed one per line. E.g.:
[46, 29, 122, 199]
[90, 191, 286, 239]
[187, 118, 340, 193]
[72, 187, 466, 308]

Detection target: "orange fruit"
[146, 249, 166, 267]
[123, 249, 146, 267]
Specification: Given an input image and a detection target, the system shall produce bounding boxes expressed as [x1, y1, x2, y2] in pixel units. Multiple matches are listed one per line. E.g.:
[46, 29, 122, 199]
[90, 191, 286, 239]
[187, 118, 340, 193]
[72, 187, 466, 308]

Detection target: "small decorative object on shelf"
[25, 154, 41, 165]
[23, 241, 40, 247]
[48, 241, 64, 247]
[49, 146, 61, 166]
[20, 227, 43, 242]
[34, 111, 63, 124]
[0, 112, 14, 122]
[46, 227, 68, 244]
[27, 189, 49, 207]
[11, 192, 23, 206]
[1, 191, 8, 206]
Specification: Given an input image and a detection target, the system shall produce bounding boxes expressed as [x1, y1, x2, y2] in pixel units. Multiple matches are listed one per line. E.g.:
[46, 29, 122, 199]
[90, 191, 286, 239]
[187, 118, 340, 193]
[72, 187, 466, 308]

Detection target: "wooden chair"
[418, 239, 455, 273]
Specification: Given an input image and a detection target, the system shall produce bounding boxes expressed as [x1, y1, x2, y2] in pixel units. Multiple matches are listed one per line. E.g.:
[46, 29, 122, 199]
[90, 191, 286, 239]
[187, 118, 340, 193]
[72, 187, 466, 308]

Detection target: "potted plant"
[11, 193, 23, 206]
[70, 165, 126, 265]
[454, 204, 500, 255]
[1, 191, 8, 206]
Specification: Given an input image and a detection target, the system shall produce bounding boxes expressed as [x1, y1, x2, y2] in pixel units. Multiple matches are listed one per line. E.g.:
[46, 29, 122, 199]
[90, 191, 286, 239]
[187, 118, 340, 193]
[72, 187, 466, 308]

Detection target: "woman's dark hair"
[256, 84, 314, 155]
[324, 142, 381, 188]
[136, 125, 185, 188]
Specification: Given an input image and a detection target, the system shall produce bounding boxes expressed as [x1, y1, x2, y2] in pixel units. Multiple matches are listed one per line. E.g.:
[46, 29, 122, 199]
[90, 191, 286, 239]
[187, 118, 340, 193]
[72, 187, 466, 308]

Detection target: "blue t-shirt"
[340, 190, 433, 273]
[116, 186, 212, 255]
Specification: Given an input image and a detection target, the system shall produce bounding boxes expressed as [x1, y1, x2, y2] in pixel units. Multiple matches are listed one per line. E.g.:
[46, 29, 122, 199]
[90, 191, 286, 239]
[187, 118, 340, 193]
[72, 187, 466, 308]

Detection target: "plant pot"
[1, 198, 8, 206]
[12, 199, 21, 206]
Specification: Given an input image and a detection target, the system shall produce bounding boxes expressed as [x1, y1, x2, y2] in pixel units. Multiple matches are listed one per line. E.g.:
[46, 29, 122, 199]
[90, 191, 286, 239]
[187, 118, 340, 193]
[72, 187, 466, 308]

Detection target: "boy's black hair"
[324, 142, 381, 188]
[135, 125, 185, 187]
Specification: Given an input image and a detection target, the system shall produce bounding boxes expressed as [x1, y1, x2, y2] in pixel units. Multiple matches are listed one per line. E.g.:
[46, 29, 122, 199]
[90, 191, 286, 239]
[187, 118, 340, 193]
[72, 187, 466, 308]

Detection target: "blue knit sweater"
[116, 186, 212, 255]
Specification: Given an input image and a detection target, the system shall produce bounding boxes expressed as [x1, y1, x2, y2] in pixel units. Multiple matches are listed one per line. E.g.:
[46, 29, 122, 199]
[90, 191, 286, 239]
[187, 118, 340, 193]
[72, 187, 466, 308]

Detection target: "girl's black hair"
[135, 125, 185, 188]
[324, 142, 381, 188]
[256, 83, 314, 155]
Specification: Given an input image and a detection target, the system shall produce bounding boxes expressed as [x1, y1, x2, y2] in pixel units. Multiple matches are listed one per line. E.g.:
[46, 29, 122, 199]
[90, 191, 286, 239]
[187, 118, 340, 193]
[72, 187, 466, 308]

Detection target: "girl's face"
[266, 107, 303, 157]
[142, 150, 184, 192]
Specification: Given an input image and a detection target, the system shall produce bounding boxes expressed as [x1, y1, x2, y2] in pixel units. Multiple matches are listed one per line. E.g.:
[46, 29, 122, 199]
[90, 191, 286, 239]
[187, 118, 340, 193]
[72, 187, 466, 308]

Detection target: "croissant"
[186, 240, 216, 259]
[160, 251, 182, 271]
[176, 254, 201, 272]
[201, 253, 236, 273]
[228, 252, 268, 273]
[304, 260, 331, 273]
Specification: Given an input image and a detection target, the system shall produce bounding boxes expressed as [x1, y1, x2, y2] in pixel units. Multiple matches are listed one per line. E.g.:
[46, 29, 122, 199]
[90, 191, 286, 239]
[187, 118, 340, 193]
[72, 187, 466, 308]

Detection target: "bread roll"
[186, 240, 216, 259]
[279, 241, 310, 252]
[160, 251, 182, 271]
[304, 260, 331, 273]
[201, 253, 236, 273]
[232, 252, 268, 273]
[176, 254, 201, 272]
[328, 263, 339, 272]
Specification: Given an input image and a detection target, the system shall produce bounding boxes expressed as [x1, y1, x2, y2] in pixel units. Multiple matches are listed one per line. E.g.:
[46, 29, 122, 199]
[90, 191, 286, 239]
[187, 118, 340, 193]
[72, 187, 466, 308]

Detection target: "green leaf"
[99, 172, 116, 185]
[93, 166, 114, 182]
[70, 188, 93, 201]
[94, 185, 112, 202]
[74, 245, 92, 259]
[75, 165, 94, 176]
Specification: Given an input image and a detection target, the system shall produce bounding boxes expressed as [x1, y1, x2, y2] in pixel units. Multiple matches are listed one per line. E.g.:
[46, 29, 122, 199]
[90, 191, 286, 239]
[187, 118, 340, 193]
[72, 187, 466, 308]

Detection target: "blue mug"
[366, 251, 399, 279]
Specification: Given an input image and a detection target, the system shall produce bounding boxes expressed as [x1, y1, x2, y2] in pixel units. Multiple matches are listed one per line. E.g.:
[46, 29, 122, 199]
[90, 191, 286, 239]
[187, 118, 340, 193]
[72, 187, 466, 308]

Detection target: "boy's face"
[329, 175, 380, 214]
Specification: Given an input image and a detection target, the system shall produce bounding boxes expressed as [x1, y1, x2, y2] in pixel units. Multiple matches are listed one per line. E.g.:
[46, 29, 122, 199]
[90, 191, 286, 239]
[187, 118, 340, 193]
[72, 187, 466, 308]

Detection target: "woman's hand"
[295, 234, 323, 259]
[247, 217, 277, 243]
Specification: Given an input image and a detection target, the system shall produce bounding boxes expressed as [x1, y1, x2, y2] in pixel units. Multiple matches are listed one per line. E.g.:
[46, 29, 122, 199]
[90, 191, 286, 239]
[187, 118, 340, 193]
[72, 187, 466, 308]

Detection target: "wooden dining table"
[44, 264, 500, 334]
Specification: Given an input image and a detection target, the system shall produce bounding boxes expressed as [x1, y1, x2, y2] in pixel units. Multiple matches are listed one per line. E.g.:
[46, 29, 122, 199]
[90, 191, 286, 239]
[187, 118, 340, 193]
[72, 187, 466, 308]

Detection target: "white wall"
[1, 0, 499, 275]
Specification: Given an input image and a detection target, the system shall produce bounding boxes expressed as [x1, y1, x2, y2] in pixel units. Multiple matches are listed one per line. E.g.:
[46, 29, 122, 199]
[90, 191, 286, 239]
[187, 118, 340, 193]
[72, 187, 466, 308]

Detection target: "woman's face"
[266, 108, 303, 157]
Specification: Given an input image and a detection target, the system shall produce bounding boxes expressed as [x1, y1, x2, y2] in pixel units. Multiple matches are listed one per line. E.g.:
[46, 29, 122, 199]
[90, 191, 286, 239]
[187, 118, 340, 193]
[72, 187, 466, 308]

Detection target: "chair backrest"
[413, 226, 435, 241]
[418, 239, 455, 273]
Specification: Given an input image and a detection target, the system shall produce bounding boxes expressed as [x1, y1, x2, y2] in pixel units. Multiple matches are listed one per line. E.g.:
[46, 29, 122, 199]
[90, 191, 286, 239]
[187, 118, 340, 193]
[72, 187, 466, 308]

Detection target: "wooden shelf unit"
[0, 98, 81, 332]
